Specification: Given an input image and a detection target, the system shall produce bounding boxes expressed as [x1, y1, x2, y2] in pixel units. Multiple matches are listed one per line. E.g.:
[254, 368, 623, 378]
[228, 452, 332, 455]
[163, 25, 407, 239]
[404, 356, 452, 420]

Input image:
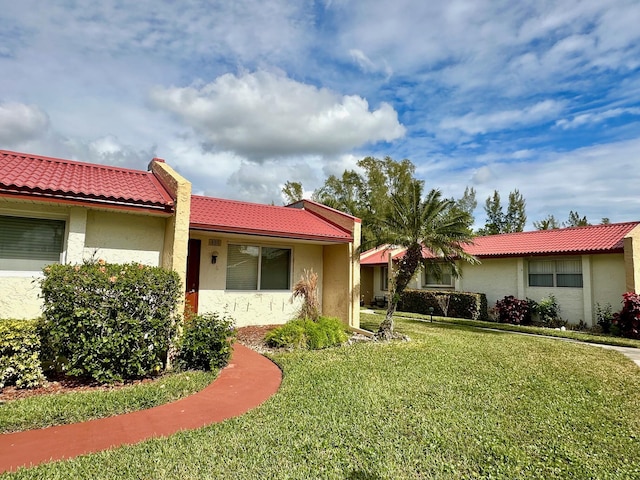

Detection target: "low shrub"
[176, 312, 236, 371]
[595, 303, 614, 334]
[614, 292, 640, 339]
[0, 319, 45, 390]
[265, 317, 348, 349]
[39, 260, 182, 383]
[494, 295, 533, 325]
[533, 295, 566, 328]
[399, 290, 488, 321]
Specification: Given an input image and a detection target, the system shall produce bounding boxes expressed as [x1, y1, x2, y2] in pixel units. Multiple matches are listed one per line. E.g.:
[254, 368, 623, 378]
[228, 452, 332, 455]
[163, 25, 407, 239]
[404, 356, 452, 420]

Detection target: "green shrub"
[39, 260, 182, 383]
[399, 290, 488, 321]
[265, 317, 348, 349]
[534, 295, 566, 328]
[0, 319, 45, 390]
[595, 303, 614, 334]
[176, 312, 236, 371]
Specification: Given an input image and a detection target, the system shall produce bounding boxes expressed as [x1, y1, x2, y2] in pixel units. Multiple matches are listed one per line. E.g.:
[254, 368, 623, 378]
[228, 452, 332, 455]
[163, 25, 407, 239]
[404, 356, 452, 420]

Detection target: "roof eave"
[189, 223, 353, 243]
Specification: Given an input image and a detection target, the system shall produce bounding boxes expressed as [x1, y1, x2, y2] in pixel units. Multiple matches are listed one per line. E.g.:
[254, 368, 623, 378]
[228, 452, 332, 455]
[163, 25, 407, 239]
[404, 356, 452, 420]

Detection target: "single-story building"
[361, 222, 640, 326]
[0, 150, 361, 328]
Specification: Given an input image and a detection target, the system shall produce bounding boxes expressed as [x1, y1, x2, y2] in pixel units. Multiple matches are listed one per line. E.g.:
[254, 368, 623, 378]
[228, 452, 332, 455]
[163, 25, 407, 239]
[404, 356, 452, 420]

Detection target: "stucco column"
[66, 208, 87, 264]
[582, 255, 593, 326]
[623, 225, 640, 293]
[148, 160, 191, 293]
[516, 258, 525, 299]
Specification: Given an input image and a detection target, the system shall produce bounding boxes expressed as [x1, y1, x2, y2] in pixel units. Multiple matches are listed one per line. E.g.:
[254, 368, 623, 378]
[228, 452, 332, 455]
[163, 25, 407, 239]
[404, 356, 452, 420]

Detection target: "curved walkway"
[0, 344, 282, 474]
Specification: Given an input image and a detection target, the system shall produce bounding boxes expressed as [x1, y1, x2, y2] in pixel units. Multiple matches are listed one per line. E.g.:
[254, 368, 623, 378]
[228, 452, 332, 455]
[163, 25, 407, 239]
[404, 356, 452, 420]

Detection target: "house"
[361, 222, 640, 326]
[0, 150, 361, 329]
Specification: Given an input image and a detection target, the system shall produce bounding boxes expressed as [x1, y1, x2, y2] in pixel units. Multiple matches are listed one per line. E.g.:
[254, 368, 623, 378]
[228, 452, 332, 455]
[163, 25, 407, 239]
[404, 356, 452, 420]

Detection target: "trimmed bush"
[176, 312, 236, 371]
[614, 292, 640, 339]
[398, 290, 488, 321]
[265, 317, 348, 349]
[0, 319, 45, 390]
[39, 260, 181, 383]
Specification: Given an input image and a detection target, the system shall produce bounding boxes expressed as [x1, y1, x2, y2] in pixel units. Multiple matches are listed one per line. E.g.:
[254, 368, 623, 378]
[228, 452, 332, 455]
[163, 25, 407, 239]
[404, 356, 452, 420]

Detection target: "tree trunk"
[376, 243, 423, 340]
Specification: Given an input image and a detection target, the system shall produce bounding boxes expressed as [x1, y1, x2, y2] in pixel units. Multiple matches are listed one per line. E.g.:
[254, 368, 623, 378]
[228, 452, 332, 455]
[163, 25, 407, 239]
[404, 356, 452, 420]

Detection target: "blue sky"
[1, 0, 639, 229]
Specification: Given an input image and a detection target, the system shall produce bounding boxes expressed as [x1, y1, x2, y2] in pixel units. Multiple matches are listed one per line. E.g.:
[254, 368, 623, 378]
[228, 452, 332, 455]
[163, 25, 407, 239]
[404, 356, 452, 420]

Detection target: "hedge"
[398, 289, 488, 321]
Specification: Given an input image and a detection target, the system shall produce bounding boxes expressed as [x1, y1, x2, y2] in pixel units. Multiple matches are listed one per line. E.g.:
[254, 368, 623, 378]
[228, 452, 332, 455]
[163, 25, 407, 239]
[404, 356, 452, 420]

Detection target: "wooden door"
[185, 239, 201, 315]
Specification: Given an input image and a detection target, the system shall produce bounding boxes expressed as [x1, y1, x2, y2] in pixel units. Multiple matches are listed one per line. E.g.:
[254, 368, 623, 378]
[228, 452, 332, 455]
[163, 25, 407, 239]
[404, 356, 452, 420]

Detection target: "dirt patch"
[0, 374, 152, 403]
[235, 324, 280, 354]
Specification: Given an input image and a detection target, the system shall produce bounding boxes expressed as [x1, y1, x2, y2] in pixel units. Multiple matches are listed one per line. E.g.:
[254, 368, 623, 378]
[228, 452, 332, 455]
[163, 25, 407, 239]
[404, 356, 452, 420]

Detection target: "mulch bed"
[0, 325, 279, 403]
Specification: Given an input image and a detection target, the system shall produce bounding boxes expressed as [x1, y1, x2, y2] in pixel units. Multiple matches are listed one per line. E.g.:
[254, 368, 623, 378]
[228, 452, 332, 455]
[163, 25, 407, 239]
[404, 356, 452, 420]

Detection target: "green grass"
[0, 371, 216, 433]
[3, 316, 639, 479]
[366, 307, 640, 348]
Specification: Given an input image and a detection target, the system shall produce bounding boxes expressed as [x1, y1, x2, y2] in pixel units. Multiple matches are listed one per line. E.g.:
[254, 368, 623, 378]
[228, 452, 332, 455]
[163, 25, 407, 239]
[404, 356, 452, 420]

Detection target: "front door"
[185, 239, 201, 315]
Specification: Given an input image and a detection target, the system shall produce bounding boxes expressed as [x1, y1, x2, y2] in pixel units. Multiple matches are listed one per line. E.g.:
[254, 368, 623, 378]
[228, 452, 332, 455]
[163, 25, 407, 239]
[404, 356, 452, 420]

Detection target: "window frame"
[225, 243, 293, 291]
[528, 258, 583, 288]
[380, 265, 389, 291]
[0, 212, 68, 276]
[422, 262, 455, 288]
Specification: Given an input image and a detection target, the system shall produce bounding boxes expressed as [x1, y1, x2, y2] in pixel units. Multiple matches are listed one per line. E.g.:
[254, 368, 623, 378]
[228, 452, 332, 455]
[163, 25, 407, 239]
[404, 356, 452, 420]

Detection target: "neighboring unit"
[361, 222, 640, 326]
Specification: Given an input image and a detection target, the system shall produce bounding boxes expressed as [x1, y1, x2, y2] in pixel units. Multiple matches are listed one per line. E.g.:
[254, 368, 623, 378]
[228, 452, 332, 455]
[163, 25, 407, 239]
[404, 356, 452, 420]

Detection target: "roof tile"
[0, 150, 174, 210]
[466, 222, 640, 257]
[190, 195, 352, 242]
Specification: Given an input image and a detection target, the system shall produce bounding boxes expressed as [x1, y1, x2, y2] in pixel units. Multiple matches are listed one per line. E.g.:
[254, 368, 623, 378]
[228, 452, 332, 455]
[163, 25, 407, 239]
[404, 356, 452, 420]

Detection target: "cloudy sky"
[2, 0, 640, 228]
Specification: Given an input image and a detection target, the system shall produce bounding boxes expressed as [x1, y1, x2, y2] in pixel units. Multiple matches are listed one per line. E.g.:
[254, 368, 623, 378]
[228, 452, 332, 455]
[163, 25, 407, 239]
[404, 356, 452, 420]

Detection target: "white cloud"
[0, 102, 49, 145]
[439, 100, 564, 135]
[149, 70, 405, 160]
[556, 107, 640, 129]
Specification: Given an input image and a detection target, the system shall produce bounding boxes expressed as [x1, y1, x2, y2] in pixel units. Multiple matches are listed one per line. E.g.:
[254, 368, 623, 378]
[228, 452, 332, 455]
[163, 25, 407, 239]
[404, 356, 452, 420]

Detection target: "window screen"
[528, 259, 582, 288]
[226, 244, 291, 290]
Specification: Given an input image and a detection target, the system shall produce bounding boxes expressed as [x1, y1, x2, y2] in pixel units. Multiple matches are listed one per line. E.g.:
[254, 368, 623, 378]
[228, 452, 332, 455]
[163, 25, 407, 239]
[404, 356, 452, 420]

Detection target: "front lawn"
[4, 315, 639, 479]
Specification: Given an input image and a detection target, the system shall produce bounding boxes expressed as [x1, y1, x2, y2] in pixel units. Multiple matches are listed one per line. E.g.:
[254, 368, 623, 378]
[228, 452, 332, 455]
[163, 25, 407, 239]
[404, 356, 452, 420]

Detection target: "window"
[0, 215, 65, 271]
[226, 244, 291, 290]
[528, 259, 583, 288]
[423, 263, 454, 287]
[380, 266, 389, 291]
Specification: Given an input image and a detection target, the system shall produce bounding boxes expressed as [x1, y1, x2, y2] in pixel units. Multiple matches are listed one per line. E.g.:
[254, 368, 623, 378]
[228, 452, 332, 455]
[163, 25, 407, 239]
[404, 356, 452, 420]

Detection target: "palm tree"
[375, 181, 478, 340]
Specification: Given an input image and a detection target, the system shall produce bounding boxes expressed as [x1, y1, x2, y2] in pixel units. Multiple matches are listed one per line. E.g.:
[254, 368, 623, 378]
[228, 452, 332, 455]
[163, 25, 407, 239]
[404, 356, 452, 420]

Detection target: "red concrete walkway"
[0, 344, 282, 474]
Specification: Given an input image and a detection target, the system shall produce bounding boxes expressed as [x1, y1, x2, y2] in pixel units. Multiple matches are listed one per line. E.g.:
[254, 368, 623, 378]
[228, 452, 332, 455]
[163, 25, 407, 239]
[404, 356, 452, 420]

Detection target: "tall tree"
[601, 217, 611, 225]
[564, 210, 590, 227]
[375, 181, 477, 340]
[477, 189, 527, 235]
[533, 214, 560, 230]
[313, 156, 418, 246]
[281, 181, 303, 204]
[505, 189, 526, 233]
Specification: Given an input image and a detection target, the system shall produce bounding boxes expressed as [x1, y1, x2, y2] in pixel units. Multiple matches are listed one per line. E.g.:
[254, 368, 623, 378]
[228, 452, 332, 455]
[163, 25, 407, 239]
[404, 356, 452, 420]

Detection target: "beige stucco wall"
[1, 199, 171, 319]
[83, 210, 165, 265]
[192, 233, 324, 327]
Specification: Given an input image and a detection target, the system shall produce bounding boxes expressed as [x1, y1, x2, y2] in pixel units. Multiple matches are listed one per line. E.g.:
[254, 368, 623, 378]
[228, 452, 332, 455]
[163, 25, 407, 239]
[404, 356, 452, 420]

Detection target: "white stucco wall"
[457, 254, 627, 325]
[458, 258, 520, 308]
[591, 253, 627, 316]
[193, 233, 324, 327]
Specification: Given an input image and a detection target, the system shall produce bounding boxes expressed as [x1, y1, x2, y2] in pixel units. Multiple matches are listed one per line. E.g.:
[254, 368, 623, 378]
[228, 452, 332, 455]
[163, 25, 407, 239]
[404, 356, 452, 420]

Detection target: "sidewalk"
[0, 344, 282, 474]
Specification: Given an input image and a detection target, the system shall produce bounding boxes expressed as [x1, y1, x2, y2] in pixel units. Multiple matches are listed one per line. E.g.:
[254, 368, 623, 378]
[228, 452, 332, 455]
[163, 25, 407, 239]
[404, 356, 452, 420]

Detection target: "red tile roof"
[0, 150, 174, 212]
[190, 195, 353, 242]
[466, 222, 640, 257]
[361, 222, 640, 263]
